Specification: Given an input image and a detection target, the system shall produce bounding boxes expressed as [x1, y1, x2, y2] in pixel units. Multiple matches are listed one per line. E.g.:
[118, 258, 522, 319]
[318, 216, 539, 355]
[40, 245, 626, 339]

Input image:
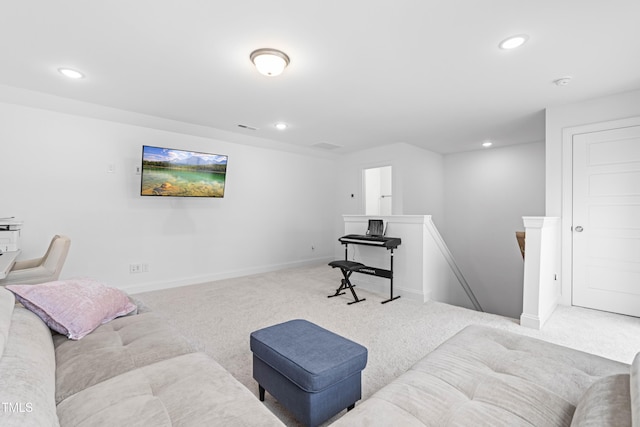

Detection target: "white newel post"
[520, 216, 561, 329]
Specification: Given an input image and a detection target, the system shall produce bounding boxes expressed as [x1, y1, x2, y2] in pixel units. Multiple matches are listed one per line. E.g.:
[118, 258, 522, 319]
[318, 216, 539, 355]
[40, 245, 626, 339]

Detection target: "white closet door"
[572, 125, 640, 316]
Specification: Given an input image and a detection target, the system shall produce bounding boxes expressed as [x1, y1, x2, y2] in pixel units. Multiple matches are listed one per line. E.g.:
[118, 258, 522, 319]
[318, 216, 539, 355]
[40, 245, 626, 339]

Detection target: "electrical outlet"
[129, 263, 141, 274]
[142, 263, 149, 273]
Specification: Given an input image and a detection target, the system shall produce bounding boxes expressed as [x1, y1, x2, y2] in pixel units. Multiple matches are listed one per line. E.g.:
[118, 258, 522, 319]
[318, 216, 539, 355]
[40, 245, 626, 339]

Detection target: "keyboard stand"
[349, 249, 400, 304]
[329, 236, 401, 304]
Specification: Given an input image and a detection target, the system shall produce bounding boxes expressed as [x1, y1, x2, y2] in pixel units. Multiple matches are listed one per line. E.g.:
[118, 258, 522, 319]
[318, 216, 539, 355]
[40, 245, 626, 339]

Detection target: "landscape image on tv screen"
[140, 145, 228, 197]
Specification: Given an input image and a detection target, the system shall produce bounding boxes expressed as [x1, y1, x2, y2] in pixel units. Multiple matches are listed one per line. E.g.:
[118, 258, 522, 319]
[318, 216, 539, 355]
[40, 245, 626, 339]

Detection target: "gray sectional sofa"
[332, 325, 638, 426]
[0, 287, 284, 426]
[3, 277, 638, 427]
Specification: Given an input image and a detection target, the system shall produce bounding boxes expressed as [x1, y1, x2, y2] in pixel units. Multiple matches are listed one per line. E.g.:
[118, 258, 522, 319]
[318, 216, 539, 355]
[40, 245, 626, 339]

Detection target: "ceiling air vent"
[312, 142, 341, 150]
[237, 124, 258, 131]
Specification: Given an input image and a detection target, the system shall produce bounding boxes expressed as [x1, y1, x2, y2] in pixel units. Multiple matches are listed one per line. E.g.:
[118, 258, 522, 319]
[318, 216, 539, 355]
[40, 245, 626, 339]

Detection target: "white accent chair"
[0, 235, 71, 285]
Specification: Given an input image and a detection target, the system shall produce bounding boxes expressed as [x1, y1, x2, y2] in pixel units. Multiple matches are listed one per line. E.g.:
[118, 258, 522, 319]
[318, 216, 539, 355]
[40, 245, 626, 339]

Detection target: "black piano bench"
[328, 260, 367, 305]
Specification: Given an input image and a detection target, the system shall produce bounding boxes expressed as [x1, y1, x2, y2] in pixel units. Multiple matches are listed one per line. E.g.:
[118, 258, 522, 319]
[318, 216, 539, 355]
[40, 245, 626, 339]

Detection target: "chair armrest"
[12, 257, 44, 271]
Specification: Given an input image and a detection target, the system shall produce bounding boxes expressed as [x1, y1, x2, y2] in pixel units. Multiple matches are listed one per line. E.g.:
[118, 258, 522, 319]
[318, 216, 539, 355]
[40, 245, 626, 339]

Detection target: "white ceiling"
[1, 1, 639, 154]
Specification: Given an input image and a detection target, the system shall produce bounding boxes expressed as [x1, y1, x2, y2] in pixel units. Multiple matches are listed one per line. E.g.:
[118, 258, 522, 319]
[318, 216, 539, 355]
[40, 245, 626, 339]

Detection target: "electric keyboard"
[338, 234, 402, 249]
[335, 233, 401, 303]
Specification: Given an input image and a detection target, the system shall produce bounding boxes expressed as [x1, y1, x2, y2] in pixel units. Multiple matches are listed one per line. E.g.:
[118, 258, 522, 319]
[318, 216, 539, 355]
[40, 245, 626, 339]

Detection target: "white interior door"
[572, 125, 640, 316]
[364, 166, 392, 215]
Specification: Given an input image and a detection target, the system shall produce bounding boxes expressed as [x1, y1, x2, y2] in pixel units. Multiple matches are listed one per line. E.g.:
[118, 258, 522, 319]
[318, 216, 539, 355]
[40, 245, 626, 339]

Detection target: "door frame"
[560, 116, 640, 306]
[361, 162, 394, 215]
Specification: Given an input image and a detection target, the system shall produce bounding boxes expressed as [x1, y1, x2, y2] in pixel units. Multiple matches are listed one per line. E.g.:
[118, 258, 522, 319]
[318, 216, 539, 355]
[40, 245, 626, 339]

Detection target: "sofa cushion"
[56, 352, 285, 426]
[570, 374, 631, 426]
[631, 353, 640, 427]
[0, 287, 15, 357]
[0, 305, 59, 427]
[7, 278, 136, 340]
[332, 325, 630, 427]
[54, 312, 196, 404]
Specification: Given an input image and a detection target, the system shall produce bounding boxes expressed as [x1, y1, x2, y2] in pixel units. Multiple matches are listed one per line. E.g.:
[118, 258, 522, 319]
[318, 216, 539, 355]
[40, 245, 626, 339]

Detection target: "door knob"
[574, 226, 584, 232]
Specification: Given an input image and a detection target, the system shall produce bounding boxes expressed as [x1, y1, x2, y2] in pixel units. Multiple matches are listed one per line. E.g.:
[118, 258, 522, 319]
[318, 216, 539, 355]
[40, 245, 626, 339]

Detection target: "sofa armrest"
[0, 307, 59, 427]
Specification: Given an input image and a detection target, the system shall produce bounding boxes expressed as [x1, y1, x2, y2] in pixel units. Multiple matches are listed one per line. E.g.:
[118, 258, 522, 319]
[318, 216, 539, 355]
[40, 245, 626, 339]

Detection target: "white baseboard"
[520, 298, 559, 330]
[520, 313, 541, 329]
[124, 256, 333, 295]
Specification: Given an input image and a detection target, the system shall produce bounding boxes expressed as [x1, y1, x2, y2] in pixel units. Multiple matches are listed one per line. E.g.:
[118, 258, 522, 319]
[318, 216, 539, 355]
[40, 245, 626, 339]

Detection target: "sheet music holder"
[366, 219, 384, 237]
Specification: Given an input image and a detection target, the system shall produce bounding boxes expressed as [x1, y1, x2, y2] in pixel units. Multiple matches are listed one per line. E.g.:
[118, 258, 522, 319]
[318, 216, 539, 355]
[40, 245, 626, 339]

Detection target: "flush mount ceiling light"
[58, 68, 85, 79]
[275, 122, 288, 130]
[498, 34, 529, 50]
[482, 141, 493, 148]
[250, 48, 290, 77]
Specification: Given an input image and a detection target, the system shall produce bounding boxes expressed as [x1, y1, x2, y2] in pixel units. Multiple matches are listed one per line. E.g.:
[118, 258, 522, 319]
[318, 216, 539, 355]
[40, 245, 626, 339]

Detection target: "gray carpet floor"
[134, 263, 640, 426]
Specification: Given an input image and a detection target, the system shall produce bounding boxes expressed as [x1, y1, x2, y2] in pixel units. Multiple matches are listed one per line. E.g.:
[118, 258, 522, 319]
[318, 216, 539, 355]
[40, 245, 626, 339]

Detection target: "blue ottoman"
[250, 319, 368, 427]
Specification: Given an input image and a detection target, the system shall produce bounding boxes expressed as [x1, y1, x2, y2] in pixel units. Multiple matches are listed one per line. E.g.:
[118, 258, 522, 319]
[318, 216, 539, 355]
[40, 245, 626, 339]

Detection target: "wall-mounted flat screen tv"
[140, 145, 228, 197]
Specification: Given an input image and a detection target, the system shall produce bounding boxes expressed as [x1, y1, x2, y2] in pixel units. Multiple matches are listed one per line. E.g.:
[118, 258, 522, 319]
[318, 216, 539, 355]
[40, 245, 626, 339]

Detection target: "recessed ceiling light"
[275, 122, 288, 130]
[499, 34, 529, 50]
[482, 141, 493, 148]
[554, 76, 573, 86]
[58, 68, 85, 79]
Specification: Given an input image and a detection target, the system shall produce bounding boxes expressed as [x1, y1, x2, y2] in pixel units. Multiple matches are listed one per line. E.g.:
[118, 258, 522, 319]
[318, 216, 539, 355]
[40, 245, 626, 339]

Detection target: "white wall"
[545, 88, 640, 304]
[443, 142, 545, 318]
[334, 143, 444, 247]
[398, 144, 444, 221]
[546, 89, 640, 217]
[0, 101, 338, 293]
